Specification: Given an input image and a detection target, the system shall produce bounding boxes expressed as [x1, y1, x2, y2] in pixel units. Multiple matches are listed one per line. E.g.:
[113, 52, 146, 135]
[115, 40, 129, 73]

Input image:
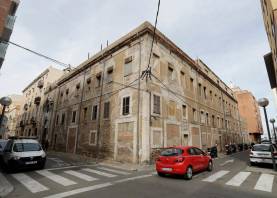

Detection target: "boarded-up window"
[200, 111, 205, 123]
[168, 100, 176, 117]
[89, 130, 97, 145]
[167, 124, 179, 146]
[182, 105, 187, 118]
[153, 95, 160, 114]
[92, 105, 98, 120]
[152, 130, 162, 148]
[168, 65, 174, 80]
[122, 96, 130, 115]
[106, 67, 113, 83]
[61, 113, 65, 125]
[103, 102, 110, 119]
[124, 56, 133, 76]
[193, 108, 197, 122]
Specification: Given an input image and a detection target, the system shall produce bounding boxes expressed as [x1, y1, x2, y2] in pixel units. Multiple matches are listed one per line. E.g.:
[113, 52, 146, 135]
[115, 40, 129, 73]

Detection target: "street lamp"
[270, 118, 277, 144]
[0, 96, 12, 133]
[258, 98, 276, 171]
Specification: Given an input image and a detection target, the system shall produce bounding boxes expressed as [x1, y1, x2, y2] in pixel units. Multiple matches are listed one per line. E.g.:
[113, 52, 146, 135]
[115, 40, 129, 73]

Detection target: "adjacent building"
[15, 66, 65, 143]
[0, 0, 20, 69]
[232, 87, 263, 143]
[18, 22, 240, 164]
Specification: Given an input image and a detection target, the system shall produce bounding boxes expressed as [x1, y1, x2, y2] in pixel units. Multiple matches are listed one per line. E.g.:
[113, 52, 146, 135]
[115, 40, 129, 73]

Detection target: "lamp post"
[258, 98, 276, 171]
[0, 97, 12, 132]
[270, 118, 277, 144]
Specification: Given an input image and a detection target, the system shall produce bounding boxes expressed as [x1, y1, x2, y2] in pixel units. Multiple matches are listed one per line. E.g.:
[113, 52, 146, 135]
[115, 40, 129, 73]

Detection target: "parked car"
[249, 144, 277, 166]
[156, 146, 213, 180]
[0, 139, 8, 165]
[1, 137, 47, 172]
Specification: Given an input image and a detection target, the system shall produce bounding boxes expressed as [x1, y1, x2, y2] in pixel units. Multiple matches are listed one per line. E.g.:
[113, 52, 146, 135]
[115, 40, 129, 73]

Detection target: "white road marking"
[36, 170, 77, 186]
[202, 170, 230, 182]
[0, 173, 14, 196]
[220, 159, 234, 166]
[12, 173, 48, 193]
[82, 168, 117, 178]
[64, 170, 98, 182]
[43, 182, 112, 198]
[98, 167, 130, 175]
[114, 174, 152, 183]
[226, 172, 251, 187]
[254, 173, 274, 192]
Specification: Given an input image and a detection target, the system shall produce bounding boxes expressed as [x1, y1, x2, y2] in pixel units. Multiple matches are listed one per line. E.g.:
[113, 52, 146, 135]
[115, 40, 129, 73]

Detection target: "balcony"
[19, 120, 25, 127]
[37, 80, 44, 89]
[30, 117, 36, 125]
[0, 42, 8, 59]
[5, 15, 16, 30]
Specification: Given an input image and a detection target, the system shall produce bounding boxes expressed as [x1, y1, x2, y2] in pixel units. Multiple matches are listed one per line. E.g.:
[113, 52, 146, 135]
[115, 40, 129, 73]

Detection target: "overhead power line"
[1, 39, 71, 68]
[141, 0, 161, 80]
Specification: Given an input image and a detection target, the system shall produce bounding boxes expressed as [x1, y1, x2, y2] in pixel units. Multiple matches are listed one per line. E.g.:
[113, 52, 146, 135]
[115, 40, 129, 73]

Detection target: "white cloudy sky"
[0, 0, 276, 133]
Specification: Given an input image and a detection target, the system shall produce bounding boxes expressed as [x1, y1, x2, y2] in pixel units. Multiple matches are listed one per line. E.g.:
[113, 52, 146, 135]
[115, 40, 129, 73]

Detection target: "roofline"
[56, 21, 237, 102]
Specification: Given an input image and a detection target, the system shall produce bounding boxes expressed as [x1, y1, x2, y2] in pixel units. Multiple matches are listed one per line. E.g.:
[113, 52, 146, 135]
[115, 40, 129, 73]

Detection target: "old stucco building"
[16, 22, 242, 164]
[16, 66, 65, 142]
[25, 22, 241, 164]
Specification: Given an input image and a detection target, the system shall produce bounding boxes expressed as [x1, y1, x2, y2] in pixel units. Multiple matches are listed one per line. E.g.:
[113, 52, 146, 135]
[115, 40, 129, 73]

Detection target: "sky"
[0, 0, 276, 135]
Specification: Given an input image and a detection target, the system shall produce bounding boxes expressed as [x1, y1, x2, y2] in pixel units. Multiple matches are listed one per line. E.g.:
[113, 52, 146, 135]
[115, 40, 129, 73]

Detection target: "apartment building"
[0, 0, 20, 69]
[233, 87, 263, 143]
[16, 66, 65, 141]
[36, 22, 241, 164]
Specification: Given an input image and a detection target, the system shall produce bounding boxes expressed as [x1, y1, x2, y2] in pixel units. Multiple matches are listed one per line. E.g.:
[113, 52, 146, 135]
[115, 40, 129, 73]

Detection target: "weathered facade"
[16, 66, 65, 143]
[0, 0, 20, 69]
[19, 22, 242, 164]
[232, 87, 263, 143]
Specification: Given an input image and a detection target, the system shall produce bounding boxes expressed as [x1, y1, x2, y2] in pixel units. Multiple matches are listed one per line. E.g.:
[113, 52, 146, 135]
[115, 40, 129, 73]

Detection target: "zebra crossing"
[201, 170, 276, 193]
[7, 166, 132, 195]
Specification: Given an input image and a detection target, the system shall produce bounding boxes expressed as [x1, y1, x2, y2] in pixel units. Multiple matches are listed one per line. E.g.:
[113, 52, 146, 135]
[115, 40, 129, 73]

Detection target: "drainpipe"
[75, 70, 88, 154]
[96, 59, 106, 161]
[136, 37, 142, 164]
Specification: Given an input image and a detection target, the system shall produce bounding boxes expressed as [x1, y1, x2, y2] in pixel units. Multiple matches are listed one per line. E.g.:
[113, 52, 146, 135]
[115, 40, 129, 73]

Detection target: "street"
[0, 151, 276, 198]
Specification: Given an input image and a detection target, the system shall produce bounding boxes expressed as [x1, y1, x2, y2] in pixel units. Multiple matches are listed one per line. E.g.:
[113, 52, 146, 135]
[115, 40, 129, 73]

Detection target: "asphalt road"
[1, 151, 277, 198]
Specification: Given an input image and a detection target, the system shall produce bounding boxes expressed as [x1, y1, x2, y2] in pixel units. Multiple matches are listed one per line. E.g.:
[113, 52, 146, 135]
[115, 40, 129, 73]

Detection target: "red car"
[156, 146, 213, 180]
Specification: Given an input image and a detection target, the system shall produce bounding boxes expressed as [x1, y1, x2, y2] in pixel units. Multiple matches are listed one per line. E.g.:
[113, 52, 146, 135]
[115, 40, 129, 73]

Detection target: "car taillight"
[273, 152, 277, 156]
[174, 157, 185, 163]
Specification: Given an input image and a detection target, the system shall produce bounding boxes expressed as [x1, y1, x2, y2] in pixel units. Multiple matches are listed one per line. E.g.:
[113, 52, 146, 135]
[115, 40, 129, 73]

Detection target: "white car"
[249, 144, 277, 165]
[1, 138, 46, 172]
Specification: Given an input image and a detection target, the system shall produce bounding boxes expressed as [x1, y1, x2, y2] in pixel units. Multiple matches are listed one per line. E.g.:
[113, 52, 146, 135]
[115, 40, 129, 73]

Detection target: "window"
[124, 56, 133, 76]
[190, 78, 194, 92]
[200, 111, 205, 123]
[198, 83, 202, 97]
[168, 66, 174, 80]
[72, 111, 77, 123]
[203, 87, 207, 99]
[83, 107, 88, 120]
[96, 74, 102, 87]
[122, 96, 130, 115]
[89, 130, 97, 146]
[193, 108, 197, 122]
[212, 115, 215, 127]
[180, 71, 186, 88]
[210, 90, 213, 101]
[106, 67, 113, 83]
[103, 102, 110, 119]
[92, 105, 98, 120]
[61, 113, 65, 125]
[182, 105, 187, 118]
[153, 95, 161, 114]
[206, 113, 209, 125]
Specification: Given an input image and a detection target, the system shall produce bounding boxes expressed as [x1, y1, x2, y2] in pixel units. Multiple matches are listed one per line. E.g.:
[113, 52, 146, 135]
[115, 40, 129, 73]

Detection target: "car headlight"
[12, 156, 21, 160]
[41, 152, 46, 158]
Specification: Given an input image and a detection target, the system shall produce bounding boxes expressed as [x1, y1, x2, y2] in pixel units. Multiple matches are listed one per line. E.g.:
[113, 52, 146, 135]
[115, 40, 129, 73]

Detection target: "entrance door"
[67, 127, 77, 153]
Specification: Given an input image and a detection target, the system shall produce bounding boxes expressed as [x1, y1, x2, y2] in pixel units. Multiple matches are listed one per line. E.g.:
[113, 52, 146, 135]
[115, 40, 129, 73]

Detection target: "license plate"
[26, 161, 37, 165]
[162, 168, 172, 171]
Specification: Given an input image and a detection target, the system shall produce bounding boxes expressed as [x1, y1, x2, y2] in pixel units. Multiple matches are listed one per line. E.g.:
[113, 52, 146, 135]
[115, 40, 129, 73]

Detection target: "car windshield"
[13, 143, 42, 152]
[252, 145, 271, 152]
[160, 148, 183, 156]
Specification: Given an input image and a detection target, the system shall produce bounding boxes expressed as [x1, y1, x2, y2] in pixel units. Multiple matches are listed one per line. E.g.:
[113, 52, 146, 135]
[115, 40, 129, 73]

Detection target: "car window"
[187, 148, 196, 155]
[13, 143, 42, 152]
[160, 148, 183, 156]
[252, 144, 271, 152]
[193, 148, 204, 155]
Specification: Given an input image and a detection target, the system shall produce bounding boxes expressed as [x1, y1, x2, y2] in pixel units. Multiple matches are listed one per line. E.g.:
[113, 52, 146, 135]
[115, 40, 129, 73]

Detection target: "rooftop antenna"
[106, 40, 109, 47]
[101, 43, 103, 51]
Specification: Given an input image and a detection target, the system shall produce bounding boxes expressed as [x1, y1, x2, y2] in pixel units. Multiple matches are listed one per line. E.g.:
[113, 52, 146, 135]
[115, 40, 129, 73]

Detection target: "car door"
[193, 147, 206, 170]
[187, 148, 199, 171]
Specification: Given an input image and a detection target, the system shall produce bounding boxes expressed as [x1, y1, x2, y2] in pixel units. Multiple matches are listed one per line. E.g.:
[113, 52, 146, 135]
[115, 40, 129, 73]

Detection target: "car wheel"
[207, 160, 213, 172]
[184, 166, 193, 180]
[157, 172, 165, 177]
